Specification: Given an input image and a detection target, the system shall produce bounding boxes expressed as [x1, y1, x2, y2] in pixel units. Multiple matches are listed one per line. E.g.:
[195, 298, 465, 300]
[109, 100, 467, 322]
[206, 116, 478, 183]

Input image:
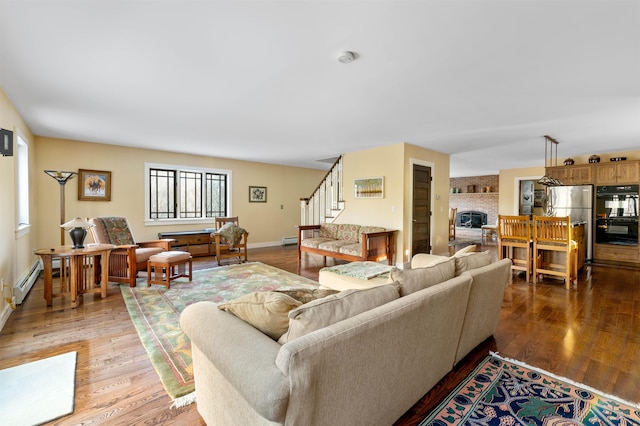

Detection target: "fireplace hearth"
[456, 211, 488, 228]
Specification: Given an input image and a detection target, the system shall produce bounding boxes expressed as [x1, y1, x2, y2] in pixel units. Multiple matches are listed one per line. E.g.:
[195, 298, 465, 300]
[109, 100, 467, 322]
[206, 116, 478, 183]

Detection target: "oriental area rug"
[420, 353, 640, 426]
[120, 262, 319, 407]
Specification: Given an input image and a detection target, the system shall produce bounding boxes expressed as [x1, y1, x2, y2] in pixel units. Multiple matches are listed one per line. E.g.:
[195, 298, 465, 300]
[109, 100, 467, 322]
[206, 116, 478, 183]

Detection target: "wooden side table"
[35, 244, 115, 308]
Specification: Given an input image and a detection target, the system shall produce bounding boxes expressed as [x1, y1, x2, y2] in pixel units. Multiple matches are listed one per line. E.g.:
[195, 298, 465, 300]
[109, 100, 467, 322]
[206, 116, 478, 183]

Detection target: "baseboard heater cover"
[15, 260, 42, 304]
[281, 237, 298, 246]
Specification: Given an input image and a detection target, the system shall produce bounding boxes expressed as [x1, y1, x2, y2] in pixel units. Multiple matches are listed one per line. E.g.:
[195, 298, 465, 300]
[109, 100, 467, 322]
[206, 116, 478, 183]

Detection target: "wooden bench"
[297, 224, 396, 265]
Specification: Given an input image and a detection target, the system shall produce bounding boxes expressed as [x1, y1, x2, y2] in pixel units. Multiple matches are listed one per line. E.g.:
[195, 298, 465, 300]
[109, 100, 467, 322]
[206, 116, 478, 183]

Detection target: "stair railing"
[300, 156, 344, 226]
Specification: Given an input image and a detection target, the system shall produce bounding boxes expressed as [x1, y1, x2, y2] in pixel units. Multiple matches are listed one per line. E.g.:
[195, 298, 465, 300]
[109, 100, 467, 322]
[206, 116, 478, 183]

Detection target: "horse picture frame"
[78, 169, 112, 201]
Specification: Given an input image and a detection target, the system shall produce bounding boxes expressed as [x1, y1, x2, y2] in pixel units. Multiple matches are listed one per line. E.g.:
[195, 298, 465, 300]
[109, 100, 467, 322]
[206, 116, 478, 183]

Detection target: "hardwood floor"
[1, 241, 639, 425]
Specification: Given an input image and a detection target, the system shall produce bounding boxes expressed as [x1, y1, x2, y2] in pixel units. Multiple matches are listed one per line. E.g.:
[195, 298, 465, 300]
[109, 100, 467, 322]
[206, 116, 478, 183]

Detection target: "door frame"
[409, 158, 436, 262]
[513, 175, 542, 215]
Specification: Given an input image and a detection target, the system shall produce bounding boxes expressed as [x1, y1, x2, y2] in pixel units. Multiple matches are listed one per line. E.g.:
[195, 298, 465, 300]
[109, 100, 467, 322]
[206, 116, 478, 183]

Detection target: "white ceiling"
[1, 1, 639, 177]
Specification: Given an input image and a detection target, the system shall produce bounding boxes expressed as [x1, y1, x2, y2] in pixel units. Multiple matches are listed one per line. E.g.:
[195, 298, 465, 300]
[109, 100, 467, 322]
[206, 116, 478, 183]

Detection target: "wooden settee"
[297, 223, 396, 265]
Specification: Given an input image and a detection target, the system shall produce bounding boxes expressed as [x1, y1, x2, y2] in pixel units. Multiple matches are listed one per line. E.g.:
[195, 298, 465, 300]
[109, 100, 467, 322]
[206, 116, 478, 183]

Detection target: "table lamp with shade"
[61, 217, 93, 249]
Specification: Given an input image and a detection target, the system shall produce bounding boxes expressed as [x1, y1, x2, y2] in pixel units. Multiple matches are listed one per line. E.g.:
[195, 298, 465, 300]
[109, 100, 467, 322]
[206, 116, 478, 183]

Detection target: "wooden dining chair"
[532, 215, 577, 289]
[448, 208, 457, 241]
[213, 217, 249, 264]
[497, 215, 532, 282]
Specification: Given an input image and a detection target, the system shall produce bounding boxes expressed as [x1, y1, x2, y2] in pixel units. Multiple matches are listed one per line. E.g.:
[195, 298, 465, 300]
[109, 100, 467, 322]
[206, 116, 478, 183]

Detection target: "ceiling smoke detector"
[337, 51, 356, 63]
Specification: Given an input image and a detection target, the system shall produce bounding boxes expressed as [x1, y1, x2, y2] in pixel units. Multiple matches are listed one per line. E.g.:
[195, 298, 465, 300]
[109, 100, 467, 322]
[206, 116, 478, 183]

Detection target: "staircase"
[300, 156, 344, 226]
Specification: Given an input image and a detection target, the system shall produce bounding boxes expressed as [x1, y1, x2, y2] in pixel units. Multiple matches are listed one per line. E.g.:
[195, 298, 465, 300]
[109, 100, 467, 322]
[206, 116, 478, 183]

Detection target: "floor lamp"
[44, 170, 77, 246]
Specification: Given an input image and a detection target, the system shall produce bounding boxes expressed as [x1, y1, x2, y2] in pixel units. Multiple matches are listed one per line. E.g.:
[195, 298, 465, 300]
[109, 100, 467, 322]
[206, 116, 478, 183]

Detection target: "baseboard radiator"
[281, 236, 298, 246]
[14, 260, 42, 304]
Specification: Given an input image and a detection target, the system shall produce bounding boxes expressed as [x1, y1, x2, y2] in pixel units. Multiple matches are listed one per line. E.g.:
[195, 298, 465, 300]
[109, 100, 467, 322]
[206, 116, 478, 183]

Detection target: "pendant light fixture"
[537, 135, 563, 186]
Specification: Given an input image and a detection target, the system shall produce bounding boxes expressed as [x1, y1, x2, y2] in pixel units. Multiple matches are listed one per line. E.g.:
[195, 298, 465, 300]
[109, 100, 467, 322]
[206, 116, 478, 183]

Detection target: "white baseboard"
[247, 241, 289, 249]
[0, 303, 12, 332]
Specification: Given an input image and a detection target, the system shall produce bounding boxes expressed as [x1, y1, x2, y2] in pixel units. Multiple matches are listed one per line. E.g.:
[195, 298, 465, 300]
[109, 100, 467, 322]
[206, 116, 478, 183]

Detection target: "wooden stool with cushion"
[147, 251, 192, 288]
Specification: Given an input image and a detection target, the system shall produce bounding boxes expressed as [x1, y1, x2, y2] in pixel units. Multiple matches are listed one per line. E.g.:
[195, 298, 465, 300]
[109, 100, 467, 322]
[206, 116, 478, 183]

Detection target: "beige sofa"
[180, 256, 511, 426]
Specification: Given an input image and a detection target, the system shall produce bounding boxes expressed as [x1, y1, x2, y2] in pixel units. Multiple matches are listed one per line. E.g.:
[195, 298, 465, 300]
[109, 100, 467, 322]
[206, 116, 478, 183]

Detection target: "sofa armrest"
[297, 225, 321, 240]
[138, 239, 173, 251]
[411, 254, 449, 269]
[179, 301, 290, 422]
[361, 229, 396, 265]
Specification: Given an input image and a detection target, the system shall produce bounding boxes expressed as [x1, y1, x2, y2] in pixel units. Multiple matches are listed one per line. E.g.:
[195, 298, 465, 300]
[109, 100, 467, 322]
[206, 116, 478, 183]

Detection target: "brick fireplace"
[456, 211, 488, 228]
[450, 175, 499, 226]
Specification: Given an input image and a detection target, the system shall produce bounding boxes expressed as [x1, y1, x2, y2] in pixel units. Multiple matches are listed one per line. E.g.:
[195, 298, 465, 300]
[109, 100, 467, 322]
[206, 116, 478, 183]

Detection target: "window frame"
[144, 162, 232, 226]
[15, 132, 30, 238]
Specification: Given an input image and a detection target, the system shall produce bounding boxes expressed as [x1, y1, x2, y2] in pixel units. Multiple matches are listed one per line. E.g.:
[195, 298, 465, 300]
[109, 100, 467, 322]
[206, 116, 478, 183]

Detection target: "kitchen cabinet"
[157, 230, 215, 257]
[594, 161, 640, 185]
[546, 164, 593, 185]
[594, 243, 639, 264]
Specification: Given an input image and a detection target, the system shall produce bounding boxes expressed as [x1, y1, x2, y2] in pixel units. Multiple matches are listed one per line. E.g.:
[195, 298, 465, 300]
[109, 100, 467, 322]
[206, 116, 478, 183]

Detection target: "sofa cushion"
[338, 243, 362, 257]
[274, 288, 339, 304]
[300, 237, 334, 249]
[454, 250, 492, 276]
[218, 292, 302, 340]
[390, 257, 456, 296]
[99, 216, 136, 245]
[335, 224, 361, 243]
[318, 240, 353, 252]
[278, 283, 400, 344]
[319, 223, 339, 239]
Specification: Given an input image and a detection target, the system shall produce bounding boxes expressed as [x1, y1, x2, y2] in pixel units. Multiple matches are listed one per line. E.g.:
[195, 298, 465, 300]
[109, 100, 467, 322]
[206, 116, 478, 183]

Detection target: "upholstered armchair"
[213, 217, 248, 265]
[88, 217, 173, 287]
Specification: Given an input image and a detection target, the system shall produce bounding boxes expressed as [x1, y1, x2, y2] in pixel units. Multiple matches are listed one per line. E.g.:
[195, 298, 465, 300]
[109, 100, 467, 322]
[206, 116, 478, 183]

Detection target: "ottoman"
[318, 261, 393, 291]
[147, 251, 192, 288]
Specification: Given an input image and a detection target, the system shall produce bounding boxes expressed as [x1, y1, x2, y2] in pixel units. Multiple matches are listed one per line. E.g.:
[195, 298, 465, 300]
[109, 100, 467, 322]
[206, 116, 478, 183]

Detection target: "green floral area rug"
[420, 353, 640, 425]
[120, 262, 319, 407]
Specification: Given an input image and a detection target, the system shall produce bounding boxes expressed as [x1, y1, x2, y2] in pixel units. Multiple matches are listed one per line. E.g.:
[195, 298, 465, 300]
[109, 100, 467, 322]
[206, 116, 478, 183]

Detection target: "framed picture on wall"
[78, 169, 112, 201]
[249, 186, 267, 202]
[354, 177, 384, 198]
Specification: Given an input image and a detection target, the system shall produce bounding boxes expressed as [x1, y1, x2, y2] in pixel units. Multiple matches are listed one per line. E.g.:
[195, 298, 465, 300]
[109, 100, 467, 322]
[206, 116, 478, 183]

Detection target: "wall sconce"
[61, 217, 93, 249]
[1, 129, 13, 156]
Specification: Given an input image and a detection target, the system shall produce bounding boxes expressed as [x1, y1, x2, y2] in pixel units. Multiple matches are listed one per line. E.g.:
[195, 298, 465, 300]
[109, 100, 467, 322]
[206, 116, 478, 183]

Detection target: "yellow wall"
[0, 88, 36, 316]
[34, 137, 326, 248]
[339, 143, 450, 266]
[498, 166, 545, 215]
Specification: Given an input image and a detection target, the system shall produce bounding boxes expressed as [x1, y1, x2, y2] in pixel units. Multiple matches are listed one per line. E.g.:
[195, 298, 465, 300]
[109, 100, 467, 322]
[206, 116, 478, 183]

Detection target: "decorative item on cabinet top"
[589, 155, 600, 163]
[610, 157, 627, 162]
[563, 158, 574, 166]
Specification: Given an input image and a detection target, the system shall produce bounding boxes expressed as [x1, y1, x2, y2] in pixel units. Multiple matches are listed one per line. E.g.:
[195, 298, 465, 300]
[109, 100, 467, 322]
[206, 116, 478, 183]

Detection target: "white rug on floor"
[0, 351, 77, 426]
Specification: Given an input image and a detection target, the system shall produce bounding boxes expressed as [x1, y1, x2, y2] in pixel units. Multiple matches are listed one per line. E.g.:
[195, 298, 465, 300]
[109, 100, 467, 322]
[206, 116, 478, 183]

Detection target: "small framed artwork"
[249, 186, 267, 203]
[354, 177, 384, 198]
[78, 169, 112, 201]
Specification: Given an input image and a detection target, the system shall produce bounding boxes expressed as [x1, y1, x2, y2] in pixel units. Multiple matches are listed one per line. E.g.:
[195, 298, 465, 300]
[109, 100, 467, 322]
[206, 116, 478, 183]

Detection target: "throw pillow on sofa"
[390, 257, 456, 296]
[454, 250, 492, 275]
[274, 288, 339, 304]
[278, 283, 400, 344]
[218, 292, 302, 340]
